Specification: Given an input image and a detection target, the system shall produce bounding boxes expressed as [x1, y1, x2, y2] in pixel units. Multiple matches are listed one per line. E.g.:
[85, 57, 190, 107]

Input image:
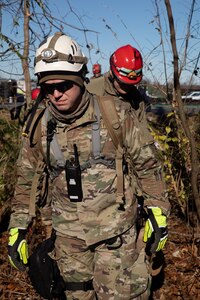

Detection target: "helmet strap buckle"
[67, 54, 75, 63]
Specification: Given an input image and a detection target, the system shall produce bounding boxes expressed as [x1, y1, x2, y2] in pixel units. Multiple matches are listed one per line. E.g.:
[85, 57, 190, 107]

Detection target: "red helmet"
[110, 45, 143, 85]
[31, 88, 40, 100]
[92, 63, 101, 75]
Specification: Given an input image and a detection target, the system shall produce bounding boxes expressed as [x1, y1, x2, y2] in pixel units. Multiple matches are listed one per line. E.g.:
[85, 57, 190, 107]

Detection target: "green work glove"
[143, 207, 168, 254]
[8, 228, 28, 271]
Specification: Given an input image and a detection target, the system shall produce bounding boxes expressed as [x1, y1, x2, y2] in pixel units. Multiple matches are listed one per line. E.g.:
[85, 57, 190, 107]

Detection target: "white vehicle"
[182, 91, 200, 101]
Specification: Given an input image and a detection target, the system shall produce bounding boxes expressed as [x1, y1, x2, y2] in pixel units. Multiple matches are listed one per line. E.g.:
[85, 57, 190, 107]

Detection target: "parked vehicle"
[0, 78, 25, 120]
[181, 91, 200, 102]
[0, 79, 17, 101]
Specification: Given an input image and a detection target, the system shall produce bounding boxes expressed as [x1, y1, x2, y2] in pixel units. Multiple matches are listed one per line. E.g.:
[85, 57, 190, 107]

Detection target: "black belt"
[89, 235, 123, 252]
[65, 279, 94, 291]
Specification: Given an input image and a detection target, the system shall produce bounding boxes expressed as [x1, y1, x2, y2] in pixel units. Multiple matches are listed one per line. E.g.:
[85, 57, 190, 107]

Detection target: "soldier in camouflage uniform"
[87, 44, 162, 274]
[8, 32, 170, 300]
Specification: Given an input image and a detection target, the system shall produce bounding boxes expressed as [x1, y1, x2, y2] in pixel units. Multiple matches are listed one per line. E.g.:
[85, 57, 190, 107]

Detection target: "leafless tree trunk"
[154, 1, 170, 101]
[22, 0, 31, 106]
[164, 0, 200, 220]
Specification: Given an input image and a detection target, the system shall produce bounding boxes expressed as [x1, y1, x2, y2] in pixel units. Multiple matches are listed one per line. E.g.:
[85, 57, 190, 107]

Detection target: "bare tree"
[22, 0, 31, 105]
[0, 0, 100, 106]
[164, 0, 200, 220]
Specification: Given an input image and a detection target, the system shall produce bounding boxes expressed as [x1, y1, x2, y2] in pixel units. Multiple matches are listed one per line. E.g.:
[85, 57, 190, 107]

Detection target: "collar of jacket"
[103, 72, 118, 97]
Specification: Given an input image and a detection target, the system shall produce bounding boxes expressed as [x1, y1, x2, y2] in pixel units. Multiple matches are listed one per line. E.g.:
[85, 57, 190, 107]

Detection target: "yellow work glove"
[8, 228, 28, 271]
[143, 207, 168, 254]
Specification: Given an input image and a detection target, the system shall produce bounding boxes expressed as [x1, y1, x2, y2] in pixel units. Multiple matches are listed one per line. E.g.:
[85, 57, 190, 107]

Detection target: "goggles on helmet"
[116, 67, 142, 80]
[41, 81, 73, 95]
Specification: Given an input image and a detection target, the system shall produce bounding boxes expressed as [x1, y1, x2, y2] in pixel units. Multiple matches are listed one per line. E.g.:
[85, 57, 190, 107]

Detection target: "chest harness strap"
[96, 96, 125, 209]
[46, 96, 125, 208]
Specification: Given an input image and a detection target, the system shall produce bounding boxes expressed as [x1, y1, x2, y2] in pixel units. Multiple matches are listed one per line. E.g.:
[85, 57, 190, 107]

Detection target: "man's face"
[41, 79, 82, 112]
[110, 71, 134, 95]
[113, 79, 134, 95]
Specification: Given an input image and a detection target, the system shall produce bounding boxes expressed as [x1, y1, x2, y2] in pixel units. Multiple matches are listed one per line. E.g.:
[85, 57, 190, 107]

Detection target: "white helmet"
[34, 32, 88, 75]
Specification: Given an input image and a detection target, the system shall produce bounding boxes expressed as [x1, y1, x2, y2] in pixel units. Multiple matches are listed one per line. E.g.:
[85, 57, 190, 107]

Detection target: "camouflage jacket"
[9, 90, 170, 246]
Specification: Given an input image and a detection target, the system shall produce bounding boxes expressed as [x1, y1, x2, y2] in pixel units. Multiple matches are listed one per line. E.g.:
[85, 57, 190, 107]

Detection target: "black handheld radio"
[65, 144, 83, 202]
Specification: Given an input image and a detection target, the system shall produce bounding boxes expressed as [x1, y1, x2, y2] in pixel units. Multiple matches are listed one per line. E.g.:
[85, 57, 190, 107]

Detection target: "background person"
[87, 45, 151, 113]
[31, 87, 41, 100]
[91, 63, 102, 79]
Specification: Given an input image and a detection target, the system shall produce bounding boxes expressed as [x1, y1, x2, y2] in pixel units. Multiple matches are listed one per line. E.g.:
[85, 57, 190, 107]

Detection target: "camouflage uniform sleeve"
[124, 108, 170, 216]
[8, 135, 41, 229]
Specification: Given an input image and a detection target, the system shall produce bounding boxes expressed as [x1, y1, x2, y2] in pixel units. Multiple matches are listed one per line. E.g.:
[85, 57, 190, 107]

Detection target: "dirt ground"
[151, 213, 200, 300]
[0, 211, 199, 300]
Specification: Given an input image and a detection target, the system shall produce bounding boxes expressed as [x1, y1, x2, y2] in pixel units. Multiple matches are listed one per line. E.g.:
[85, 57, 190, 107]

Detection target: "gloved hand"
[143, 207, 168, 254]
[8, 228, 28, 271]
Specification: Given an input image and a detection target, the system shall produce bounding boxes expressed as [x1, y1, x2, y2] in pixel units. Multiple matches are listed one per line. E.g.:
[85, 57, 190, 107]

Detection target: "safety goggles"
[116, 67, 142, 80]
[41, 80, 74, 95]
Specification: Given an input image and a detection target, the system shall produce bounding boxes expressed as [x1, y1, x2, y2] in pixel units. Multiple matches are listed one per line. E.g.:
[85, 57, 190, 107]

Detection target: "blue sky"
[1, 0, 200, 83]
